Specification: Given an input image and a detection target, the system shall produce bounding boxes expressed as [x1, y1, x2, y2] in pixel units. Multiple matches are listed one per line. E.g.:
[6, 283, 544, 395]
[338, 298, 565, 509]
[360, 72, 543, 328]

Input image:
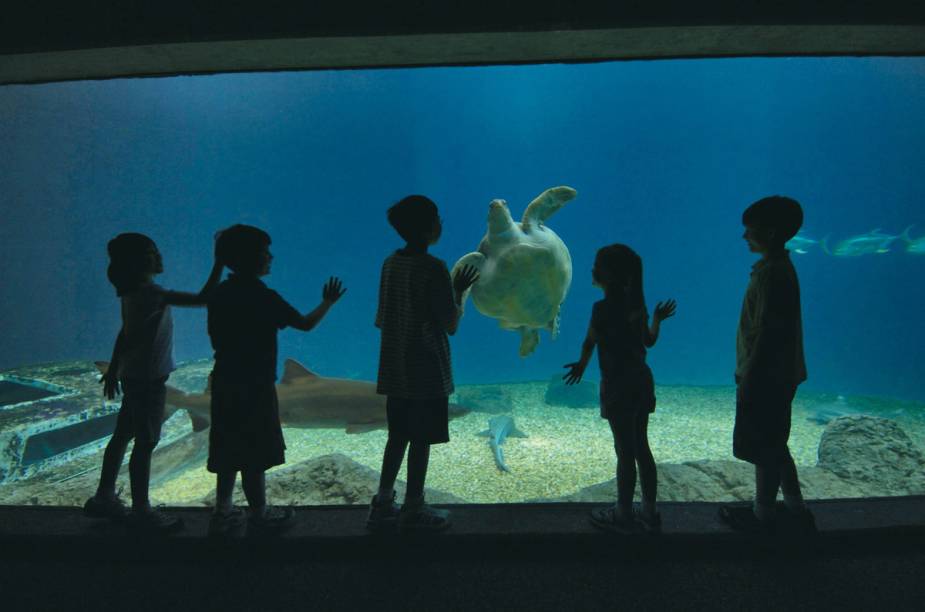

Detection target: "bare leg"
[609, 413, 637, 516]
[634, 412, 658, 516]
[241, 469, 267, 517]
[377, 435, 409, 500]
[405, 442, 431, 502]
[95, 431, 132, 499]
[215, 471, 237, 514]
[128, 440, 155, 512]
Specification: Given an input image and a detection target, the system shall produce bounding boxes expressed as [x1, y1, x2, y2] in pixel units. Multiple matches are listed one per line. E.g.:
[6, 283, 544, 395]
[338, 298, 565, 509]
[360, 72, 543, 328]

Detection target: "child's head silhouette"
[216, 224, 272, 275]
[742, 196, 804, 250]
[593, 243, 645, 311]
[387, 195, 441, 245]
[107, 232, 159, 296]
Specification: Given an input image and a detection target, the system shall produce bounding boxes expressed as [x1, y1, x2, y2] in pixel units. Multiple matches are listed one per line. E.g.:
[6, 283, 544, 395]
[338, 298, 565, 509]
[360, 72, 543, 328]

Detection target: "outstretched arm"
[162, 259, 225, 307]
[291, 277, 347, 331]
[563, 325, 597, 385]
[644, 299, 677, 347]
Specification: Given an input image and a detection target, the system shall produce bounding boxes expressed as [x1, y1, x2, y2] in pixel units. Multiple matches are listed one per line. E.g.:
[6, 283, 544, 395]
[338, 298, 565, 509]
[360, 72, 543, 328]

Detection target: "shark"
[901, 226, 925, 254]
[821, 228, 906, 257]
[95, 359, 471, 434]
[785, 231, 820, 254]
[477, 415, 527, 473]
[805, 395, 905, 425]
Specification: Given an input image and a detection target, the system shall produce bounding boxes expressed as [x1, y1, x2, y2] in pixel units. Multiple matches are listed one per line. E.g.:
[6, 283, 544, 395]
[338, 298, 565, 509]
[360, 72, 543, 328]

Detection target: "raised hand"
[653, 299, 677, 323]
[322, 276, 347, 305]
[562, 361, 586, 385]
[453, 265, 480, 296]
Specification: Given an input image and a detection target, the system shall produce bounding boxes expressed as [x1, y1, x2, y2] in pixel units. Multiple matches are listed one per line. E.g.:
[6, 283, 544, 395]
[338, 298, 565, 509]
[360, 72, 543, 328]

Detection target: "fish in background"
[477, 415, 528, 473]
[900, 226, 925, 254]
[821, 228, 907, 256]
[785, 231, 821, 254]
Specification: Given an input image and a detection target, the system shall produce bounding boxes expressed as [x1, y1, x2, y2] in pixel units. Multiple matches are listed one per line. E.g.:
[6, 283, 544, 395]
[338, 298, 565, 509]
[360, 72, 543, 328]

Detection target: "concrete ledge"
[2, 497, 923, 562]
[3, 25, 925, 85]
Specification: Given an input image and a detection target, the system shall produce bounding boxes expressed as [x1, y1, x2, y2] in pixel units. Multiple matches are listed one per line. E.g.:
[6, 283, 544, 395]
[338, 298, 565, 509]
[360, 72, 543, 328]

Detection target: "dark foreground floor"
[2, 498, 924, 611]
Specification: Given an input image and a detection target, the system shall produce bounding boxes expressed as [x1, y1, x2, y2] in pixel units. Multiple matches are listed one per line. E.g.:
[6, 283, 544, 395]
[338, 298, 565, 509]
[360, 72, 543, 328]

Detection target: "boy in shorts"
[207, 224, 345, 535]
[720, 196, 815, 533]
[366, 195, 478, 532]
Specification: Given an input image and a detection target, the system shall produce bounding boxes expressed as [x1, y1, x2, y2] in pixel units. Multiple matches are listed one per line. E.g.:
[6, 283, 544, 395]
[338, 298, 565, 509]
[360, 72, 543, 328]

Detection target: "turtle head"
[488, 199, 515, 235]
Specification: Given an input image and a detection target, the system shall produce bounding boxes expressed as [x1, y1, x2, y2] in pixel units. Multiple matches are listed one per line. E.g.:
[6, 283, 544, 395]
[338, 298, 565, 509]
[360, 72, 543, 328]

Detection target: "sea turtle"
[452, 186, 577, 356]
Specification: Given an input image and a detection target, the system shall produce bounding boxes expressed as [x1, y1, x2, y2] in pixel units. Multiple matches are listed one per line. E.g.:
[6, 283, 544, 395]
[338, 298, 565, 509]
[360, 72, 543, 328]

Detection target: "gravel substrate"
[151, 381, 925, 505]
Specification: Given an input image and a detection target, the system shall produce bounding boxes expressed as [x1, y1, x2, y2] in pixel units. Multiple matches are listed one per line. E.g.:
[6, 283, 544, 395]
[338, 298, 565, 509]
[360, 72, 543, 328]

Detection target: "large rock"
[817, 415, 925, 496]
[543, 374, 598, 409]
[200, 453, 466, 506]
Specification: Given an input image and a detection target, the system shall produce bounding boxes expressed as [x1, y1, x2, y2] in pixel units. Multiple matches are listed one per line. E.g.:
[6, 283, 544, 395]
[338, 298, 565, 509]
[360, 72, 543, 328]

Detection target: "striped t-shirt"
[375, 250, 459, 399]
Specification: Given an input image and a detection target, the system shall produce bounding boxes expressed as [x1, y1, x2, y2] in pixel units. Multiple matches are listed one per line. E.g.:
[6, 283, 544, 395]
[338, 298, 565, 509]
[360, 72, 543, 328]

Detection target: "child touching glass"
[564, 244, 676, 534]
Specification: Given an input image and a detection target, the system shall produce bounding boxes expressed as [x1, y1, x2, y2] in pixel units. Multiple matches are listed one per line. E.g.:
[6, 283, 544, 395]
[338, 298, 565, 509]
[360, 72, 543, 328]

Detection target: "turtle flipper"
[522, 186, 577, 230]
[518, 328, 540, 357]
[450, 252, 486, 307]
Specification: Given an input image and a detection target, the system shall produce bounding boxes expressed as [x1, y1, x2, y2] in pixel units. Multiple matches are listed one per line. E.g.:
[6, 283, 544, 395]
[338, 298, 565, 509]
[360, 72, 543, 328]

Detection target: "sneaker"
[366, 492, 401, 532]
[398, 500, 451, 533]
[83, 494, 129, 521]
[776, 502, 817, 534]
[248, 506, 295, 534]
[718, 504, 774, 535]
[590, 506, 639, 534]
[209, 508, 246, 538]
[635, 510, 663, 535]
[128, 508, 184, 533]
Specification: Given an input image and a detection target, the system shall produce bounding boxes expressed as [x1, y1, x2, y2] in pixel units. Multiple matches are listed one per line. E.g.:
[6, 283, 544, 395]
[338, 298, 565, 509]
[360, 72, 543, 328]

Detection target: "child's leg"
[634, 412, 657, 517]
[608, 413, 637, 517]
[778, 449, 806, 510]
[95, 420, 133, 500]
[754, 462, 781, 520]
[215, 471, 237, 514]
[377, 435, 409, 501]
[241, 469, 267, 517]
[405, 442, 431, 503]
[125, 378, 167, 512]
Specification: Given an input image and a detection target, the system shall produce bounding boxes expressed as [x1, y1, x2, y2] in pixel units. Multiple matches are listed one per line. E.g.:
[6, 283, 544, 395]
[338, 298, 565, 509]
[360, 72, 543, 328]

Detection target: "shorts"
[733, 382, 797, 465]
[114, 377, 168, 448]
[386, 396, 450, 445]
[600, 365, 656, 419]
[207, 380, 286, 473]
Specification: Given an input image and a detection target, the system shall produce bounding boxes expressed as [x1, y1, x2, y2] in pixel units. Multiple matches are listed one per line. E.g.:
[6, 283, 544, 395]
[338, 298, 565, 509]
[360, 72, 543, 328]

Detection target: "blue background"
[1, 57, 923, 399]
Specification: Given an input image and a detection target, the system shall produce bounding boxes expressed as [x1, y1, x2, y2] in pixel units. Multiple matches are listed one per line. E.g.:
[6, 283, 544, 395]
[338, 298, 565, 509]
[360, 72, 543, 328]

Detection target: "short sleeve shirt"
[590, 297, 649, 388]
[118, 283, 177, 381]
[375, 250, 458, 399]
[208, 275, 302, 384]
[735, 250, 807, 385]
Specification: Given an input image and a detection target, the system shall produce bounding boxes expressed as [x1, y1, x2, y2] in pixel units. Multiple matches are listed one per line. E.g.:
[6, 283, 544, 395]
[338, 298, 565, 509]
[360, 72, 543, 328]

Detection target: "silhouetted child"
[719, 195, 815, 533]
[85, 232, 224, 532]
[366, 195, 478, 533]
[564, 244, 676, 534]
[207, 224, 344, 536]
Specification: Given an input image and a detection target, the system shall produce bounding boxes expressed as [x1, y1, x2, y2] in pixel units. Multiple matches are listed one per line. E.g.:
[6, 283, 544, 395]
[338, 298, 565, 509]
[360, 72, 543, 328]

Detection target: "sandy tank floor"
[151, 381, 925, 504]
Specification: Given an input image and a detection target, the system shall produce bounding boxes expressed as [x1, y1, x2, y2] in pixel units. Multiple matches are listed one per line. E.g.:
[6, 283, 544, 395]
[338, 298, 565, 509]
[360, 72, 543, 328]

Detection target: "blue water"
[1, 57, 924, 400]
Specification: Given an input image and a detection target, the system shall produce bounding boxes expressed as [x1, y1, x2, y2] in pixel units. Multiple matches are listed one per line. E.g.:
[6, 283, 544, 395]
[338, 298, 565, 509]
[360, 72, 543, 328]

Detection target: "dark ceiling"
[2, 1, 924, 84]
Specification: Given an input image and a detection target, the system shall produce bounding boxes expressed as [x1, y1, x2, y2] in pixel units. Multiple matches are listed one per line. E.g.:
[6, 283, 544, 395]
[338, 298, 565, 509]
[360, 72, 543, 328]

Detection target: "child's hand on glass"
[653, 299, 677, 322]
[562, 361, 586, 385]
[453, 265, 480, 296]
[322, 277, 347, 305]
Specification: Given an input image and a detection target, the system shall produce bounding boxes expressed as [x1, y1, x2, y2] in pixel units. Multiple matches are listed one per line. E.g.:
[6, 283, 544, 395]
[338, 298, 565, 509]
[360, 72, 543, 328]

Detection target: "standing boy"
[720, 195, 815, 533]
[366, 195, 478, 532]
[207, 224, 345, 536]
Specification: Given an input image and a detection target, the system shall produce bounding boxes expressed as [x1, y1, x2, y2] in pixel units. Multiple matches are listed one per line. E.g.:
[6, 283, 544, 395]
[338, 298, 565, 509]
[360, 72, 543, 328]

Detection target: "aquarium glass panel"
[1, 57, 924, 506]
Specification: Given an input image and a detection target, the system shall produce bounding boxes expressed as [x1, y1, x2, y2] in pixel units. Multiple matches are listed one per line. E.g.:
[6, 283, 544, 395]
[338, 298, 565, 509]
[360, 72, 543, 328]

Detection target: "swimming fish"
[95, 359, 470, 434]
[477, 415, 527, 472]
[821, 228, 904, 257]
[900, 226, 925, 254]
[785, 231, 820, 254]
